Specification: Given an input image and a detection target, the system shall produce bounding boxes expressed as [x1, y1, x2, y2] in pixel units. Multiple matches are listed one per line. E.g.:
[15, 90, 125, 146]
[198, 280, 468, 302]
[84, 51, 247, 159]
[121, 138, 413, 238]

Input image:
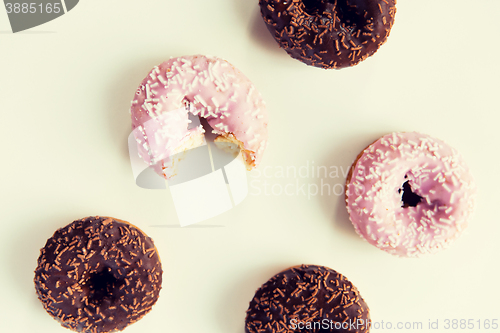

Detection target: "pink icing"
[130, 55, 268, 178]
[345, 132, 476, 257]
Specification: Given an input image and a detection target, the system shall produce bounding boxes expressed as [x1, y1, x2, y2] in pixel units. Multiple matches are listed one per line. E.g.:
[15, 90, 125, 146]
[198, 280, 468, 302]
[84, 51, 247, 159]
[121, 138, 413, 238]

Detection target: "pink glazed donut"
[130, 55, 268, 179]
[345, 132, 476, 257]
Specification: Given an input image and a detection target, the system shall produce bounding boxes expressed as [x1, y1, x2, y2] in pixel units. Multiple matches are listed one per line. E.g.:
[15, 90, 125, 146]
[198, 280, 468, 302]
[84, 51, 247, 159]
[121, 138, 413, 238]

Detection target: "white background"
[1, 1, 499, 332]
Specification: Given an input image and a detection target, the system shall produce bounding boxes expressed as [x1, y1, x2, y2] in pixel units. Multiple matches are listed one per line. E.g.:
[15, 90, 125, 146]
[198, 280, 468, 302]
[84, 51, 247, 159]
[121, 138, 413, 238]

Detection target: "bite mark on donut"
[199, 114, 254, 169]
[214, 133, 255, 170]
[131, 55, 268, 179]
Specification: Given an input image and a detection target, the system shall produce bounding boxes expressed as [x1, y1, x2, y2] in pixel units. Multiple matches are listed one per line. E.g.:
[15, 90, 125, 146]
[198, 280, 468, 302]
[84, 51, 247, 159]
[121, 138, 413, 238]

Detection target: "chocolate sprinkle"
[34, 216, 162, 333]
[245, 265, 370, 332]
[259, 0, 397, 69]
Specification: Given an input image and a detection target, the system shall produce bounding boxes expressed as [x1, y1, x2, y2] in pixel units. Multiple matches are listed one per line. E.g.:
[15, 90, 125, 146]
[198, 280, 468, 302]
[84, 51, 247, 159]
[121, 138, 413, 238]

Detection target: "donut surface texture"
[130, 55, 268, 179]
[34, 216, 162, 333]
[345, 132, 476, 257]
[259, 0, 397, 69]
[245, 264, 370, 333]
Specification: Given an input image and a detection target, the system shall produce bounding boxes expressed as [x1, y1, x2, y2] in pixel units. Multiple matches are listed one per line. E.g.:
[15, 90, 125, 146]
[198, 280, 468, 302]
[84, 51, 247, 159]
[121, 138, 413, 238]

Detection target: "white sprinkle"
[145, 103, 153, 113]
[449, 192, 456, 204]
[251, 109, 261, 118]
[248, 137, 258, 145]
[230, 92, 238, 102]
[197, 95, 208, 108]
[439, 218, 452, 224]
[211, 97, 219, 108]
[158, 75, 167, 85]
[208, 62, 215, 82]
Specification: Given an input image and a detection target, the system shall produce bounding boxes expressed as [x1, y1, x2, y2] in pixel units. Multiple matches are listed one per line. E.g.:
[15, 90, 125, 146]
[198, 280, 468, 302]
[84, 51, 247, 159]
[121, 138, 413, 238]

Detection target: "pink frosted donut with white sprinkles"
[345, 132, 476, 257]
[130, 55, 268, 179]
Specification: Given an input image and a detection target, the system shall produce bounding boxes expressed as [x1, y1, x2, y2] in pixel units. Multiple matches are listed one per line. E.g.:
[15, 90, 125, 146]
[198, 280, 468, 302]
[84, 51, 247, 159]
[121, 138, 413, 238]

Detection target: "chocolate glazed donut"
[34, 216, 162, 333]
[259, 0, 397, 69]
[245, 265, 370, 333]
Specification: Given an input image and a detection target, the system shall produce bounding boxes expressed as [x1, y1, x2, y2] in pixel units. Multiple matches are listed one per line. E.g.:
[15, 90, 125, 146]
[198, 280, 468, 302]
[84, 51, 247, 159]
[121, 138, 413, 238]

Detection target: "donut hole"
[399, 180, 423, 208]
[336, 0, 371, 31]
[302, 0, 335, 15]
[86, 267, 124, 305]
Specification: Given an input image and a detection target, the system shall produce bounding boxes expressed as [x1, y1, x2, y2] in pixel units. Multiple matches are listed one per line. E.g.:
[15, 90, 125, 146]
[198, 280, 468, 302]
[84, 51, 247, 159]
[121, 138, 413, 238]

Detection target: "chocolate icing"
[245, 265, 370, 333]
[259, 0, 397, 69]
[34, 216, 162, 333]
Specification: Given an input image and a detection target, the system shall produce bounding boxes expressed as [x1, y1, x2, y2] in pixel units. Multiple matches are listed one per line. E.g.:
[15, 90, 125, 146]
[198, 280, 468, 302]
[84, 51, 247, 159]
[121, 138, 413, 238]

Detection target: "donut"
[345, 132, 476, 257]
[130, 55, 268, 179]
[34, 216, 162, 333]
[259, 0, 397, 69]
[245, 265, 370, 333]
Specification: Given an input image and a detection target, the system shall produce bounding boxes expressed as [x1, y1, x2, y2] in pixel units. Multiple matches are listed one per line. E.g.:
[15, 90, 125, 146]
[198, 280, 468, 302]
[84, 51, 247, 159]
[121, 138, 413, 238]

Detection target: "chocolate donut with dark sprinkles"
[259, 0, 397, 69]
[34, 216, 162, 333]
[245, 264, 370, 332]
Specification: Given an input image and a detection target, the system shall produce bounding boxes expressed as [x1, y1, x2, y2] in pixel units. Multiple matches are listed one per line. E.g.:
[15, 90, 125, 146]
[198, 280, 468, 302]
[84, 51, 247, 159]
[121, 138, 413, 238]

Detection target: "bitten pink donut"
[130, 55, 268, 179]
[345, 132, 476, 257]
